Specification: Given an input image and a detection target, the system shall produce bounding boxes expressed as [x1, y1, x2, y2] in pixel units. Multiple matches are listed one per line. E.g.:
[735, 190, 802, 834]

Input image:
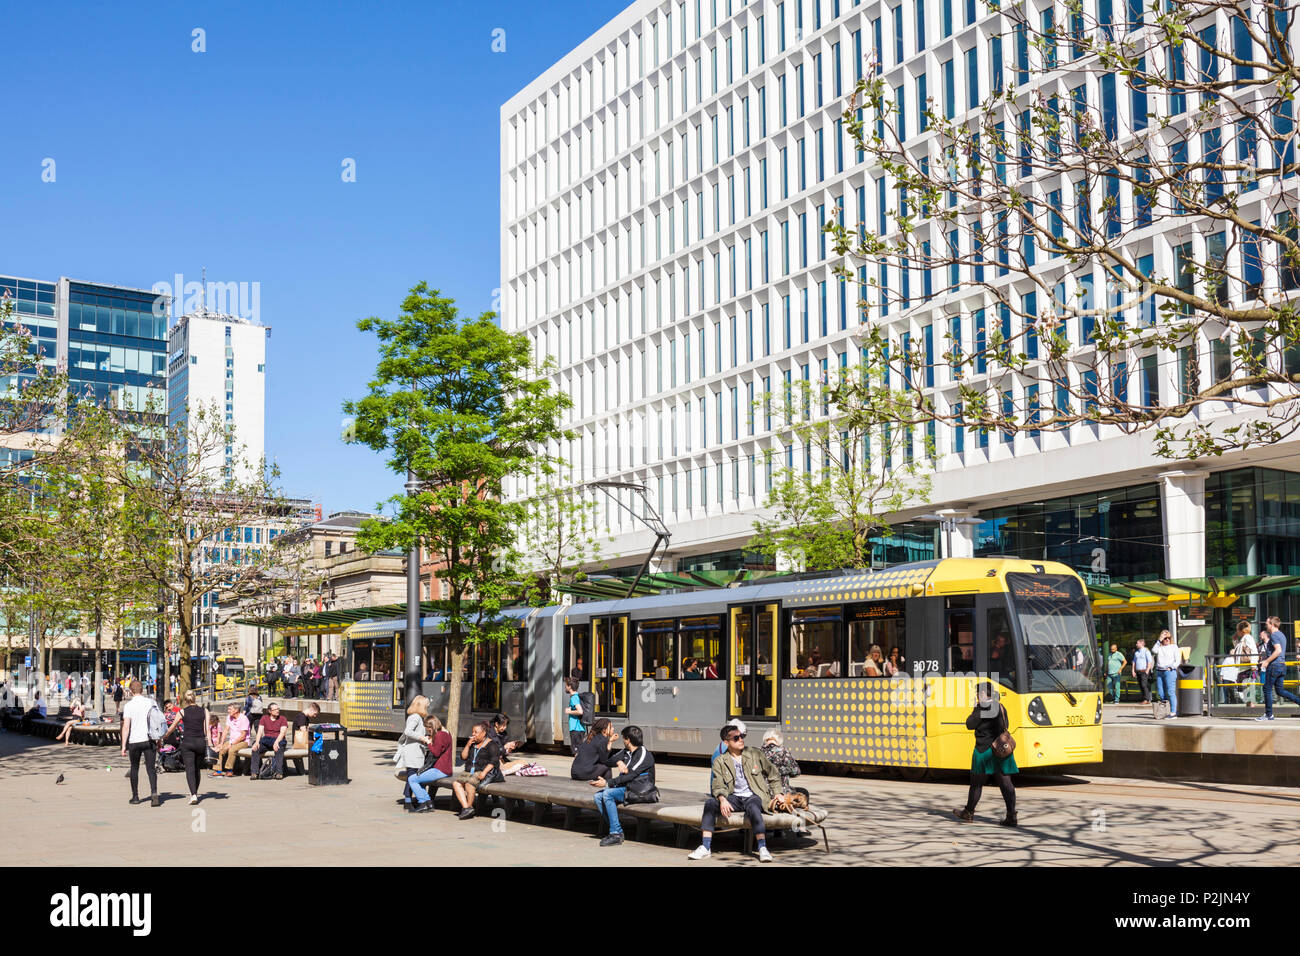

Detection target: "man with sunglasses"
[689, 724, 783, 862]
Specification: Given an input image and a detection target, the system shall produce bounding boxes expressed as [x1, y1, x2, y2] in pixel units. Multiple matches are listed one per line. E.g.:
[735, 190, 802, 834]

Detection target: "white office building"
[500, 0, 1300, 645]
[167, 307, 269, 481]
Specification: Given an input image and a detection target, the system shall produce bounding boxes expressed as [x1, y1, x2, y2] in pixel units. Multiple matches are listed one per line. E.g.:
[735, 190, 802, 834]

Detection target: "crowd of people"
[260, 653, 340, 700]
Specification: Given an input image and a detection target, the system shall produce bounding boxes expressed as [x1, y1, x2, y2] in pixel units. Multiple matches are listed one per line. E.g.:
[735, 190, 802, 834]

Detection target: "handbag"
[991, 706, 1016, 760]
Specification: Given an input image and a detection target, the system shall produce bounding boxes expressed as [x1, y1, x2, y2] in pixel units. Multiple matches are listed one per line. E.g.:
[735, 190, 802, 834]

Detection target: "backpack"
[146, 702, 167, 741]
[577, 691, 597, 728]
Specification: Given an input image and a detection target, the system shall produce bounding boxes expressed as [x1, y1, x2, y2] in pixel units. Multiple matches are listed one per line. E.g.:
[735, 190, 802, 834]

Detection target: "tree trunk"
[93, 606, 104, 714]
[176, 591, 193, 698]
[446, 644, 465, 753]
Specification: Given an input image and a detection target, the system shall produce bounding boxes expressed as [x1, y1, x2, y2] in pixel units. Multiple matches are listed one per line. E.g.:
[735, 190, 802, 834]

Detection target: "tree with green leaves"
[345, 282, 571, 747]
[28, 404, 157, 711]
[835, 0, 1300, 460]
[750, 369, 934, 571]
[0, 292, 66, 486]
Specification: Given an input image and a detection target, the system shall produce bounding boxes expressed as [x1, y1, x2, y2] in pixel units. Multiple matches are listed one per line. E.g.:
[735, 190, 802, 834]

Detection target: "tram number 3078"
[914, 660, 940, 672]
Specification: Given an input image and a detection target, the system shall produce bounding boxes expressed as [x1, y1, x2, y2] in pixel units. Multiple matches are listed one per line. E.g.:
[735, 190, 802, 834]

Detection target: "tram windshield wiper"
[1028, 653, 1078, 707]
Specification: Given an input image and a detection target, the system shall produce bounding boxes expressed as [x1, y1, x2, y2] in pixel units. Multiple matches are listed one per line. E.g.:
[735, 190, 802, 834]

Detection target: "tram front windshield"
[1007, 573, 1102, 693]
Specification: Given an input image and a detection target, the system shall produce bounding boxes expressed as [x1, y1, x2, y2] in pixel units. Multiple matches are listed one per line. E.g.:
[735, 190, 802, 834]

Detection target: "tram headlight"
[1095, 697, 1103, 724]
[1027, 696, 1052, 726]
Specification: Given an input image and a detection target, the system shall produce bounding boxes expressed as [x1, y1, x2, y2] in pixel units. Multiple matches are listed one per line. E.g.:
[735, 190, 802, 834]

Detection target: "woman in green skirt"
[953, 681, 1018, 827]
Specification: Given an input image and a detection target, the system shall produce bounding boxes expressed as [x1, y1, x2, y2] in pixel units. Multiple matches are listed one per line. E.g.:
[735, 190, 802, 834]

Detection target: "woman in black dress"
[953, 681, 1018, 827]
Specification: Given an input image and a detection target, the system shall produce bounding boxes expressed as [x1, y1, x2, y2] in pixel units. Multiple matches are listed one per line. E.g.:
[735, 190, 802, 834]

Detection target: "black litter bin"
[1177, 664, 1204, 717]
[308, 723, 349, 785]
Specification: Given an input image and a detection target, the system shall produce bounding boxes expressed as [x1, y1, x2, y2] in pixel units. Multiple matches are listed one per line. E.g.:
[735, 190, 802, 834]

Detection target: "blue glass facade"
[65, 281, 167, 411]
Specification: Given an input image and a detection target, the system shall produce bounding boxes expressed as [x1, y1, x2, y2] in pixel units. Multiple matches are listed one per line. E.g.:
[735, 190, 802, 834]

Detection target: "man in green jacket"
[688, 724, 783, 862]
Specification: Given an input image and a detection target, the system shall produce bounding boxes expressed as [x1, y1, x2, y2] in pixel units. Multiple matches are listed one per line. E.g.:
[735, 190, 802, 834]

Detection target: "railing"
[1205, 654, 1300, 718]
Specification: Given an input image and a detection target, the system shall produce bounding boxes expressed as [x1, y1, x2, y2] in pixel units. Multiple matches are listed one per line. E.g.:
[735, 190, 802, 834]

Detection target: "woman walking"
[396, 696, 432, 808]
[954, 682, 1018, 827]
[405, 715, 453, 812]
[164, 690, 210, 805]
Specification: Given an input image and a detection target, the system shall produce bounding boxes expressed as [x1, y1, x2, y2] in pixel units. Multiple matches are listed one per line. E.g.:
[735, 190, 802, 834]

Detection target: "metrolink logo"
[49, 886, 151, 936]
[149, 272, 261, 324]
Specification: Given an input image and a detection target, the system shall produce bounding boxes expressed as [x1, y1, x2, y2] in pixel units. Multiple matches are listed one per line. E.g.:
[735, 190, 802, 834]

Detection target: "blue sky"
[0, 0, 627, 514]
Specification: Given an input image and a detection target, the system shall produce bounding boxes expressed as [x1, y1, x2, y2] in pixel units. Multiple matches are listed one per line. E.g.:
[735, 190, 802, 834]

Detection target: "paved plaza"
[3, 730, 1297, 867]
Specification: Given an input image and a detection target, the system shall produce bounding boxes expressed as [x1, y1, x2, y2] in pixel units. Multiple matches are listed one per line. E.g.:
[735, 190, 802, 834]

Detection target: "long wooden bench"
[425, 774, 830, 853]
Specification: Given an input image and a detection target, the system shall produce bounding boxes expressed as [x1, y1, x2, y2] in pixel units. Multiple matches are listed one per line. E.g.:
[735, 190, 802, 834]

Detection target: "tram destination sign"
[852, 603, 905, 620]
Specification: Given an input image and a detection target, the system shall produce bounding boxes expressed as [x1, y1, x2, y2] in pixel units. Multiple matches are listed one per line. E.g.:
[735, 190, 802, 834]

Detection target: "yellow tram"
[338, 558, 1104, 772]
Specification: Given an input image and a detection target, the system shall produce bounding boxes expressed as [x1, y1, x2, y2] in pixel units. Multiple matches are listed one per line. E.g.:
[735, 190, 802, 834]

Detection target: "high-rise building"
[501, 0, 1300, 638]
[167, 306, 269, 480]
[1, 274, 169, 464]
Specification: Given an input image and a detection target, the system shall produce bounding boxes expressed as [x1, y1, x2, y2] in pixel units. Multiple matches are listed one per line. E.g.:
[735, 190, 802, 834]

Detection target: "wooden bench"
[233, 745, 310, 777]
[425, 774, 830, 853]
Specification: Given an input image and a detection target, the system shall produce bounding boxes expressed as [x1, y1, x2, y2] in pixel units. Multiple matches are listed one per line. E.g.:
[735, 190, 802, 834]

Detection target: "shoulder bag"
[991, 705, 1016, 760]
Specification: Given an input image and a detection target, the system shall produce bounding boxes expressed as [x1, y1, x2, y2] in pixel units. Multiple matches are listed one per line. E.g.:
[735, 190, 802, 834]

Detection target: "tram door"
[472, 640, 501, 712]
[592, 616, 629, 716]
[728, 604, 778, 719]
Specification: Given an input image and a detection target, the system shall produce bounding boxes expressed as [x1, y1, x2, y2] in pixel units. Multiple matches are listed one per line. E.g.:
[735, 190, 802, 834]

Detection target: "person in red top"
[404, 715, 453, 812]
[249, 702, 290, 779]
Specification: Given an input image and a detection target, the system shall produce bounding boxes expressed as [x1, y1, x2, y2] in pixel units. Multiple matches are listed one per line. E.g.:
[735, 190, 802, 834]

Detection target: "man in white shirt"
[1153, 631, 1182, 718]
[119, 680, 160, 807]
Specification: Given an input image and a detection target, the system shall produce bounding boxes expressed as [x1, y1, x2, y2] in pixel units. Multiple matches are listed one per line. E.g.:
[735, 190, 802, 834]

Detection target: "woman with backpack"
[564, 677, 586, 754]
[953, 681, 1018, 827]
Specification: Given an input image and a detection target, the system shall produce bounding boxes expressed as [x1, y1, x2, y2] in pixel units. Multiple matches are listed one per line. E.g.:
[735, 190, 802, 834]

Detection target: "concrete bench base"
[423, 774, 830, 852]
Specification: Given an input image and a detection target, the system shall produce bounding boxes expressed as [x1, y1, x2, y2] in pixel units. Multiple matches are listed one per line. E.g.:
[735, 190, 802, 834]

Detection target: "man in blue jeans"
[1257, 616, 1300, 721]
[589, 725, 655, 847]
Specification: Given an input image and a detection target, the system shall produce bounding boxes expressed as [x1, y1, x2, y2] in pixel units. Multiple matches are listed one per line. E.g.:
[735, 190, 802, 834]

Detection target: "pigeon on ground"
[55, 774, 65, 785]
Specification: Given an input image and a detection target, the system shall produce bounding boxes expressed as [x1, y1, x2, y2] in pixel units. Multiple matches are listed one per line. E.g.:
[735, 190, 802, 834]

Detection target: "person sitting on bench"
[55, 697, 86, 745]
[689, 723, 784, 863]
[451, 722, 500, 820]
[249, 702, 290, 780]
[570, 717, 619, 781]
[589, 725, 656, 848]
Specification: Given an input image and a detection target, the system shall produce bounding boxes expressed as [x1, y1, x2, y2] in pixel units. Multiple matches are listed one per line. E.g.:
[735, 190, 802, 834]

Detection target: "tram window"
[350, 640, 373, 680]
[636, 619, 676, 679]
[565, 625, 590, 681]
[790, 608, 844, 678]
[679, 616, 723, 679]
[848, 604, 905, 676]
[502, 628, 527, 682]
[372, 640, 393, 681]
[945, 601, 976, 673]
[988, 608, 1016, 688]
[422, 636, 448, 681]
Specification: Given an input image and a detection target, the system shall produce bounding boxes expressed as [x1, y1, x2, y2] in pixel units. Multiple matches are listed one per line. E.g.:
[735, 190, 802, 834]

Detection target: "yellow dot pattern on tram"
[340, 682, 397, 733]
[783, 568, 932, 606]
[782, 678, 928, 767]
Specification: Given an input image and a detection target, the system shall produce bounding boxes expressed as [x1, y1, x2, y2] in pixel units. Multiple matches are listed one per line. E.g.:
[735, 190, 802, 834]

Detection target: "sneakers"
[599, 833, 624, 847]
[687, 845, 711, 860]
[758, 846, 773, 862]
[1256, 714, 1275, 722]
[457, 807, 476, 820]
[953, 808, 974, 823]
[149, 794, 160, 808]
[188, 795, 199, 805]
[415, 802, 434, 813]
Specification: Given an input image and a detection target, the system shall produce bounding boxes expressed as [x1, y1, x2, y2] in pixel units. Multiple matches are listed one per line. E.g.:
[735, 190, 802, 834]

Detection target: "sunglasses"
[728, 733, 746, 742]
